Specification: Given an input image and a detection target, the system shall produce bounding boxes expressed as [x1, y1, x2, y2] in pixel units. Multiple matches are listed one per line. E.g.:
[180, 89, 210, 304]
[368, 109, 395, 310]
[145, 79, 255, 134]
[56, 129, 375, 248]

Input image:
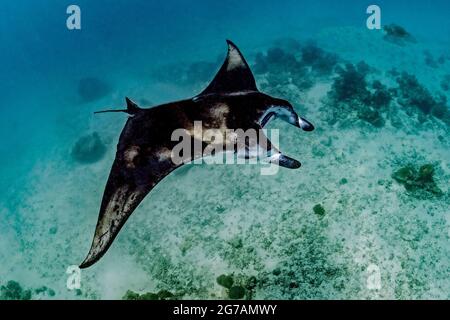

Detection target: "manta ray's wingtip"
[79, 243, 109, 269]
[79, 248, 102, 269]
[225, 39, 234, 45]
[78, 260, 91, 269]
[79, 256, 95, 269]
[225, 39, 239, 49]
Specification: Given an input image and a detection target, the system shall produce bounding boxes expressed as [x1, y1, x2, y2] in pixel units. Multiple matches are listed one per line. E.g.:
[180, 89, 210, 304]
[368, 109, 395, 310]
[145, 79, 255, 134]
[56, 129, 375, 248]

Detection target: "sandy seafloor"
[0, 2, 449, 300]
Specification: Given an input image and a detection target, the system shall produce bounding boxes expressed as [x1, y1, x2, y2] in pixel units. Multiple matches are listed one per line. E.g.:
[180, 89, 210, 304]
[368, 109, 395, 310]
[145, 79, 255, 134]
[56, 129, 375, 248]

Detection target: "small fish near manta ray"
[79, 40, 314, 268]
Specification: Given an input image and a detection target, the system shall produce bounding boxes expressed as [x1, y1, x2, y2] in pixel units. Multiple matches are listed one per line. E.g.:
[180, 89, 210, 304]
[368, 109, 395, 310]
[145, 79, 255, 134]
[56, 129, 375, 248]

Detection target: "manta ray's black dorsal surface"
[79, 40, 314, 268]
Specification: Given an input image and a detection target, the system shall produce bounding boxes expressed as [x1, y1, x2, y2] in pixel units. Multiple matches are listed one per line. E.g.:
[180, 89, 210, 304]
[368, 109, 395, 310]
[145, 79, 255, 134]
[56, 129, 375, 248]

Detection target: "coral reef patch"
[323, 61, 449, 129]
[0, 280, 56, 300]
[395, 72, 450, 123]
[216, 274, 234, 289]
[440, 74, 450, 91]
[324, 62, 391, 128]
[0, 281, 31, 300]
[253, 42, 338, 94]
[313, 204, 326, 217]
[392, 164, 443, 199]
[383, 24, 416, 45]
[123, 289, 175, 300]
[71, 132, 107, 164]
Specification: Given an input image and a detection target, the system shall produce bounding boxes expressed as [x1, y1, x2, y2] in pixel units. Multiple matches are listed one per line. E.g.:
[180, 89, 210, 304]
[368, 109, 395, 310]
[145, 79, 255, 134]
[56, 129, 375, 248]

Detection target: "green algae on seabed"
[216, 274, 234, 289]
[324, 62, 391, 128]
[0, 281, 32, 300]
[34, 286, 56, 297]
[253, 42, 338, 94]
[216, 274, 255, 300]
[392, 164, 443, 199]
[396, 72, 450, 122]
[313, 204, 326, 217]
[323, 60, 450, 129]
[0, 281, 57, 300]
[228, 286, 246, 299]
[122, 289, 175, 300]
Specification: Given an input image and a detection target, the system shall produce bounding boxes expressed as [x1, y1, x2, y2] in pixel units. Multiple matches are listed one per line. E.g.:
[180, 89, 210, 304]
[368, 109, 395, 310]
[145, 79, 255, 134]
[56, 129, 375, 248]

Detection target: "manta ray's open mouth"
[259, 105, 314, 131]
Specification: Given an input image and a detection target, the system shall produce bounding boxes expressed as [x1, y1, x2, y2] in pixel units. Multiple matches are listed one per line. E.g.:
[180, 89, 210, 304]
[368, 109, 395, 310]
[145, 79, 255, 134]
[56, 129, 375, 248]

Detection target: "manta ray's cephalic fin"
[197, 40, 258, 96]
[94, 97, 141, 115]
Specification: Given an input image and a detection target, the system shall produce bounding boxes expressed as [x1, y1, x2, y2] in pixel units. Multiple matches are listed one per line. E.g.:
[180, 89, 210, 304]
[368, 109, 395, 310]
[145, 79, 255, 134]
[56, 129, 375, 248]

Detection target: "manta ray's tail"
[94, 97, 141, 115]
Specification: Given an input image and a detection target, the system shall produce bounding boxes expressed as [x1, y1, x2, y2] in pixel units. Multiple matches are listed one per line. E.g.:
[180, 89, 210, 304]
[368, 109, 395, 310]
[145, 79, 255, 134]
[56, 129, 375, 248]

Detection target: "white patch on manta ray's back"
[157, 147, 172, 161]
[124, 146, 140, 168]
[186, 125, 203, 142]
[210, 103, 229, 118]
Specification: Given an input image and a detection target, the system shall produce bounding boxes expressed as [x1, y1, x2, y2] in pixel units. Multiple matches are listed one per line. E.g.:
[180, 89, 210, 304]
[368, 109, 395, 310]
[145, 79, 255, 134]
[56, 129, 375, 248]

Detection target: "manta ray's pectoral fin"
[197, 40, 258, 96]
[80, 151, 179, 268]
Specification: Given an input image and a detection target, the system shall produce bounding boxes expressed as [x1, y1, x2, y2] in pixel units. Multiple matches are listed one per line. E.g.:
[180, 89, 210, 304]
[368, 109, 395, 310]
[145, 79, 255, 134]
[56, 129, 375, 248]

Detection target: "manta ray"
[80, 40, 314, 268]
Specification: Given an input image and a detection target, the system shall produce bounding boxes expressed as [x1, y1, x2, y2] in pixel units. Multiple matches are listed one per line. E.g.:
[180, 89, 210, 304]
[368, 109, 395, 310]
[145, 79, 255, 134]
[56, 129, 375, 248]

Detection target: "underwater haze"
[0, 0, 449, 299]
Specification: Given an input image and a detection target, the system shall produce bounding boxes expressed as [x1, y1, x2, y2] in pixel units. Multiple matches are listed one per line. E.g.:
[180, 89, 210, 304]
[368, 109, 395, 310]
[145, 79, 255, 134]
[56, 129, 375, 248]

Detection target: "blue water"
[0, 0, 449, 299]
